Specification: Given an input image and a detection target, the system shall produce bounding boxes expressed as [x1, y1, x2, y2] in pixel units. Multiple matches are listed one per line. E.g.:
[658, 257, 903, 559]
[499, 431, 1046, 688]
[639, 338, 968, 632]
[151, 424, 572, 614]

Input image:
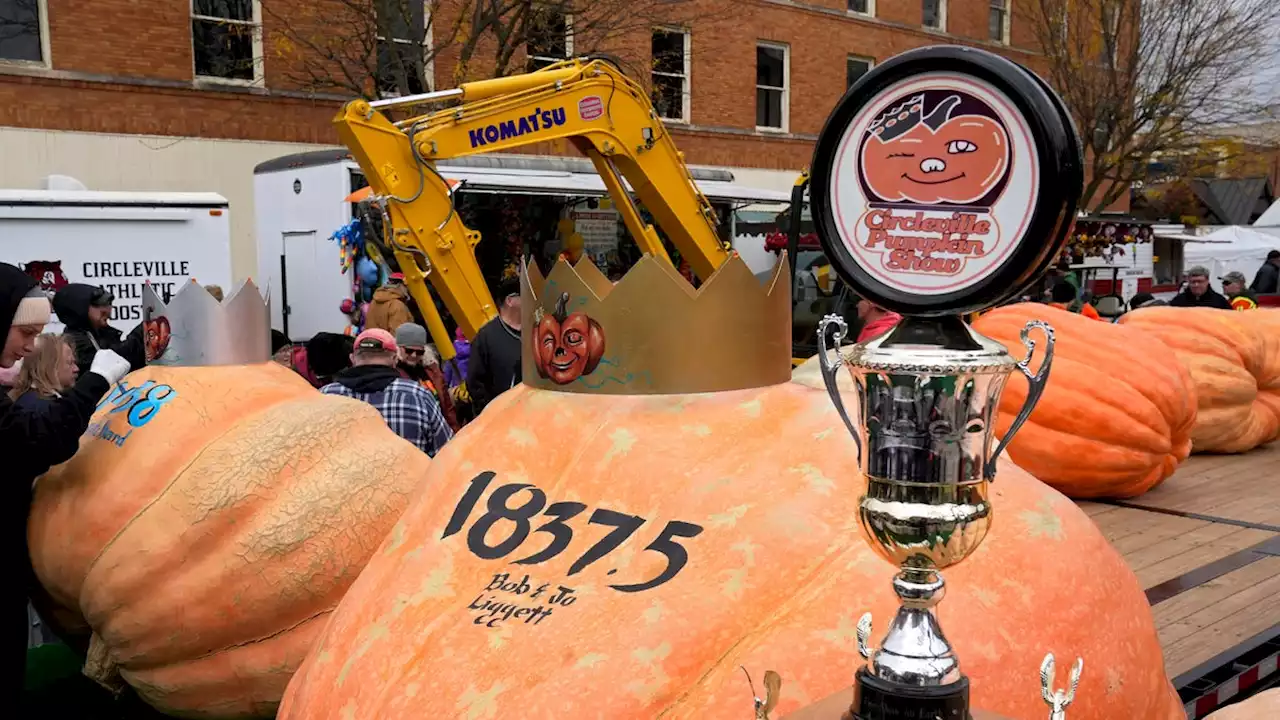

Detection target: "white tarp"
[1182, 225, 1279, 290]
[1255, 198, 1280, 227]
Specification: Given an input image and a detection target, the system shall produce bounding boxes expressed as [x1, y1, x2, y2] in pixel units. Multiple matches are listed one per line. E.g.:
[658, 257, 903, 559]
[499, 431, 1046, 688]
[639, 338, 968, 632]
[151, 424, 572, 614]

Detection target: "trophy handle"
[816, 314, 862, 459]
[984, 320, 1055, 480]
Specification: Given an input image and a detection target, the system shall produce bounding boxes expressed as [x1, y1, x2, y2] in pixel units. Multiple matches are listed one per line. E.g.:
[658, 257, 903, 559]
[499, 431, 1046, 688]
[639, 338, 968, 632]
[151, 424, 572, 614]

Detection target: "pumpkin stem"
[84, 632, 127, 695]
[553, 292, 570, 322]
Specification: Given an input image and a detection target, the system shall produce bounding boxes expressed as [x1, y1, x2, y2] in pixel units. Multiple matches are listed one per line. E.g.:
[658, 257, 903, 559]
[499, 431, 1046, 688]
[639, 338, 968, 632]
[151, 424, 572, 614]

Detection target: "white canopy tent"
[1255, 198, 1280, 228]
[1182, 225, 1279, 290]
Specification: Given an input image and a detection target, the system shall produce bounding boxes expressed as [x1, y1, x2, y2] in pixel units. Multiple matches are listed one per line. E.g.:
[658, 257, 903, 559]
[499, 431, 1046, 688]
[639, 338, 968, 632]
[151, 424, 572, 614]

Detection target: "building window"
[989, 0, 1010, 44]
[922, 0, 946, 31]
[651, 29, 690, 123]
[191, 0, 261, 83]
[847, 0, 873, 15]
[376, 1, 432, 97]
[756, 42, 789, 132]
[0, 0, 48, 65]
[847, 55, 874, 88]
[527, 6, 572, 73]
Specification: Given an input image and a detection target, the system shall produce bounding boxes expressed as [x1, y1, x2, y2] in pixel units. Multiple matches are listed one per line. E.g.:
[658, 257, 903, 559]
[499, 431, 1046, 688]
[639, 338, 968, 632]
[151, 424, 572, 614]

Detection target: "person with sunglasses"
[51, 284, 145, 378]
[394, 323, 458, 431]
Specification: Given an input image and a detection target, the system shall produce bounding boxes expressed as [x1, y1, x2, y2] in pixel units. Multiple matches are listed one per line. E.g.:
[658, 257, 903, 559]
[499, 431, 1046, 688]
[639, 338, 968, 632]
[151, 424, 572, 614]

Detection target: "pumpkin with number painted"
[278, 365, 1181, 720]
[972, 303, 1197, 498]
[1118, 307, 1279, 453]
[28, 363, 429, 719]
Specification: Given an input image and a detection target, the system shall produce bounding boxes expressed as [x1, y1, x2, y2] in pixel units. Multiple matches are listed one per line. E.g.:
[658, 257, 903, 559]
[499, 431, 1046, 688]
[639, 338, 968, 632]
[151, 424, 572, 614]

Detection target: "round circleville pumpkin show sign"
[810, 45, 1083, 316]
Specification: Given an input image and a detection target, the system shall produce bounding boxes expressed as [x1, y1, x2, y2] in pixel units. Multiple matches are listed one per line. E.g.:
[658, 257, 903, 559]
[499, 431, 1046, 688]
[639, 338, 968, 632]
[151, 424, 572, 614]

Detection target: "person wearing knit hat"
[395, 323, 459, 431]
[2, 284, 50, 366]
[0, 262, 133, 699]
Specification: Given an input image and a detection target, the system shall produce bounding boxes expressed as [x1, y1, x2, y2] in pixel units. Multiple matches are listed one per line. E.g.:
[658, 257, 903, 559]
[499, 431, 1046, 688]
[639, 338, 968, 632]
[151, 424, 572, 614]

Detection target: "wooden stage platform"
[1077, 443, 1280, 716]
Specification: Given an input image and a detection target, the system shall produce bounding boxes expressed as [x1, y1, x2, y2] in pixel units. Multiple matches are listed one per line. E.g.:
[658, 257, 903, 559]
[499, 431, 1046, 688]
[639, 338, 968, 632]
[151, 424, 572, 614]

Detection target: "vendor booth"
[1182, 225, 1280, 295]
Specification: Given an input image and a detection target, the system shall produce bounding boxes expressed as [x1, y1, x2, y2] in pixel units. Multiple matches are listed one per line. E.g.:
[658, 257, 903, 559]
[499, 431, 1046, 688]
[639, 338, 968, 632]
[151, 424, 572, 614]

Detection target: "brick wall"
[0, 0, 1052, 172]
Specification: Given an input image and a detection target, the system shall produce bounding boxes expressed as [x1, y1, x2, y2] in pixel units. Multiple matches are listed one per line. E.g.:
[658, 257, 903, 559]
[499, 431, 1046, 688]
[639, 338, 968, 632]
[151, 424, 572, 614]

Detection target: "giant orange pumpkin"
[973, 303, 1197, 498]
[1244, 309, 1280, 432]
[29, 363, 430, 718]
[1119, 307, 1279, 453]
[278, 365, 1181, 720]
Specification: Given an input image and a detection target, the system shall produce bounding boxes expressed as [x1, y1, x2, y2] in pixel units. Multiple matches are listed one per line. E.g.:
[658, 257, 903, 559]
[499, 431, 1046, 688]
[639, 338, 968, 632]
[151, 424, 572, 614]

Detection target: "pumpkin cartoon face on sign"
[861, 92, 1011, 206]
[533, 292, 606, 385]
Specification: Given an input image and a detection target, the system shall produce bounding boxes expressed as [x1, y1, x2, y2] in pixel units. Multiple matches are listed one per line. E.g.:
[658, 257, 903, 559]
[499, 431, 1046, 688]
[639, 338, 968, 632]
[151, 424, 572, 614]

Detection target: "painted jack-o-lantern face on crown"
[533, 292, 606, 385]
[144, 316, 171, 362]
[862, 94, 1010, 206]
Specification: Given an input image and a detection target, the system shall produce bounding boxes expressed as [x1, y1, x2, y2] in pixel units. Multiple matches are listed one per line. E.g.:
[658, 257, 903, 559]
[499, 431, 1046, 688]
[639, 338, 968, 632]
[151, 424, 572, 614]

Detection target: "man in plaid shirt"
[321, 328, 453, 456]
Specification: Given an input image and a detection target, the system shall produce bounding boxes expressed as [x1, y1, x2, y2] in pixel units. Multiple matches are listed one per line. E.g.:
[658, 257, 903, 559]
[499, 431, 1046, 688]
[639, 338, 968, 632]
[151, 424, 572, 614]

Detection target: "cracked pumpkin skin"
[279, 367, 1181, 720]
[28, 363, 429, 719]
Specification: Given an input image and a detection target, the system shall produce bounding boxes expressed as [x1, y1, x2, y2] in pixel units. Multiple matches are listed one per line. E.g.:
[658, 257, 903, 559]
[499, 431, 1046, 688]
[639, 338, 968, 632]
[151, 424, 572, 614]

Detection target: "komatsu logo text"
[469, 107, 568, 148]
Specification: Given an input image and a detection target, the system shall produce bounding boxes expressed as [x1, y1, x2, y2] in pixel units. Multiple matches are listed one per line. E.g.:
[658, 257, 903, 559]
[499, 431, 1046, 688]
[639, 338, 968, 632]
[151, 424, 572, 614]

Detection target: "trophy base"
[853, 667, 971, 720]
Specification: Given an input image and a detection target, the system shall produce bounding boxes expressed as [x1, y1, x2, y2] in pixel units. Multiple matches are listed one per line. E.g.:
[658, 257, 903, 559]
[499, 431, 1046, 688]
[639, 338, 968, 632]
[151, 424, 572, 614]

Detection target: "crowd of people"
[1, 263, 141, 700]
[270, 274, 524, 456]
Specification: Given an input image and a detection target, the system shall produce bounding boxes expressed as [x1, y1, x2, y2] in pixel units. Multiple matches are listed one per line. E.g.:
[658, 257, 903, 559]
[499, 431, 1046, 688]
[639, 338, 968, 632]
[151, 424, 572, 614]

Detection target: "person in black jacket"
[1169, 266, 1233, 309]
[1250, 250, 1280, 295]
[51, 284, 145, 377]
[0, 263, 132, 699]
[467, 277, 523, 414]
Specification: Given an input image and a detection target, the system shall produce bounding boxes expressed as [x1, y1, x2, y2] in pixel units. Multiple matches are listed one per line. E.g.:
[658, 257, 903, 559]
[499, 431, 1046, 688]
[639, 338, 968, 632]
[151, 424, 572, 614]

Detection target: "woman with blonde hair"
[9, 334, 79, 411]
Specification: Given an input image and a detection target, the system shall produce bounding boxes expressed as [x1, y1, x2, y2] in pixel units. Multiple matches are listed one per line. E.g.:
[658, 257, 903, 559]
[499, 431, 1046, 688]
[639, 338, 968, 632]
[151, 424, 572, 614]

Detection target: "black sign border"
[810, 45, 1083, 316]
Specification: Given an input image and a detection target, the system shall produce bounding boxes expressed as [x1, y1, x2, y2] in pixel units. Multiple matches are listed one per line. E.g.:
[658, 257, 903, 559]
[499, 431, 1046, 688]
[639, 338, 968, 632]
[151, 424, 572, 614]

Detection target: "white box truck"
[0, 176, 233, 335]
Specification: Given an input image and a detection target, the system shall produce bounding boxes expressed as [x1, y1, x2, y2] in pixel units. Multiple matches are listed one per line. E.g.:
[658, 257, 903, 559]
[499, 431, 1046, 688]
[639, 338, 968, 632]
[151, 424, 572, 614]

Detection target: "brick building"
[1, 0, 1046, 279]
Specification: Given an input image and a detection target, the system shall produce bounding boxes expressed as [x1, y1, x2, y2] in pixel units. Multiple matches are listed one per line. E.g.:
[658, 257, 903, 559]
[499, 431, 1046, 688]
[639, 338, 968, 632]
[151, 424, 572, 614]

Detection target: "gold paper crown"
[521, 253, 791, 394]
[142, 279, 271, 367]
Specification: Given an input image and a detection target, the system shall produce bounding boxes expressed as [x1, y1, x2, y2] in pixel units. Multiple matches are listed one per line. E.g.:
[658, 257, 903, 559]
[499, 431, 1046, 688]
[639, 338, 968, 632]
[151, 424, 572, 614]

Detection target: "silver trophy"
[816, 313, 1075, 719]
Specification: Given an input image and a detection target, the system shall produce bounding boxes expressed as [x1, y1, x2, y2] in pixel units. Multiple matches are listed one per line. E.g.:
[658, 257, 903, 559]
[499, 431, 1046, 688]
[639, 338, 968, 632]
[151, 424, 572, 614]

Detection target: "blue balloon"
[356, 257, 379, 286]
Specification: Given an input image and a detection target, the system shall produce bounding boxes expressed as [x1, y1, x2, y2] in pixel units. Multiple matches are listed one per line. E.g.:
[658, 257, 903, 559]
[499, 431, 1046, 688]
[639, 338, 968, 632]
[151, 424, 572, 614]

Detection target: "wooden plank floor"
[1076, 444, 1280, 681]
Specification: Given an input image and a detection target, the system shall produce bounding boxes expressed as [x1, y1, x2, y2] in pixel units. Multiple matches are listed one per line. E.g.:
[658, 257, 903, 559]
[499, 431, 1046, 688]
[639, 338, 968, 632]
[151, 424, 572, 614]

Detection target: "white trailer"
[0, 176, 233, 335]
[253, 149, 791, 342]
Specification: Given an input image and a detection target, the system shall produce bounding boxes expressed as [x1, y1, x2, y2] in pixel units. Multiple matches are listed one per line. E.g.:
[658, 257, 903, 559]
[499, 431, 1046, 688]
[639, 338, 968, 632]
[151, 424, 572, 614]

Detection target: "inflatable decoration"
[278, 254, 1180, 719]
[29, 280, 430, 719]
[973, 303, 1197, 499]
[1118, 306, 1280, 453]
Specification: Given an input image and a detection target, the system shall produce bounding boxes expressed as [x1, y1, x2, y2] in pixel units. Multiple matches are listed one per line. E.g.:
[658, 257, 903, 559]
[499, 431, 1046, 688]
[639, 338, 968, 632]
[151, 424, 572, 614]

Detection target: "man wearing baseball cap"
[1220, 271, 1259, 311]
[320, 328, 452, 456]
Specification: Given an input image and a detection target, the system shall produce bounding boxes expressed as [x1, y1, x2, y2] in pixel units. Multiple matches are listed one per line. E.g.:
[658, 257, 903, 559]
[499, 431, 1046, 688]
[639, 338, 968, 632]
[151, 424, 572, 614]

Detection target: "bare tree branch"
[1021, 0, 1280, 213]
[264, 0, 732, 102]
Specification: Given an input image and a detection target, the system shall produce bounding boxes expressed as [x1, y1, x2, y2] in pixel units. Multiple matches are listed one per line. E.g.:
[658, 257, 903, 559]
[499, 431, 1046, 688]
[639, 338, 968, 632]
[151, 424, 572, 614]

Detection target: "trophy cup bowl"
[816, 314, 1055, 717]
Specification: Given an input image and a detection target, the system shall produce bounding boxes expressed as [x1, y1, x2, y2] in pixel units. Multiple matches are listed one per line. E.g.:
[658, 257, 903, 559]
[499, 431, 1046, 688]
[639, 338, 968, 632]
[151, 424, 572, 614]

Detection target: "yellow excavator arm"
[334, 57, 731, 360]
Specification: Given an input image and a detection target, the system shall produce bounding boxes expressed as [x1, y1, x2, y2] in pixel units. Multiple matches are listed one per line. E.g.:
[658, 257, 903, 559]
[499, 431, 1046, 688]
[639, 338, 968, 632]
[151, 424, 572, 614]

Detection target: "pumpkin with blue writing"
[27, 362, 430, 719]
[277, 365, 1181, 720]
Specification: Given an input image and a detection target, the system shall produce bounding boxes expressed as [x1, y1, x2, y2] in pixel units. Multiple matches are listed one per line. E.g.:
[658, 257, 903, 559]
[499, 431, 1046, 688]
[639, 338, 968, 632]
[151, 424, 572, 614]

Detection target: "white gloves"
[89, 349, 132, 386]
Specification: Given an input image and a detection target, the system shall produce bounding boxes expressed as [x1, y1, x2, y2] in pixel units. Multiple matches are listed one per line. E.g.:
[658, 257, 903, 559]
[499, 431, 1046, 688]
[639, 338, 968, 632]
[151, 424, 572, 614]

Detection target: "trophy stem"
[868, 568, 962, 687]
